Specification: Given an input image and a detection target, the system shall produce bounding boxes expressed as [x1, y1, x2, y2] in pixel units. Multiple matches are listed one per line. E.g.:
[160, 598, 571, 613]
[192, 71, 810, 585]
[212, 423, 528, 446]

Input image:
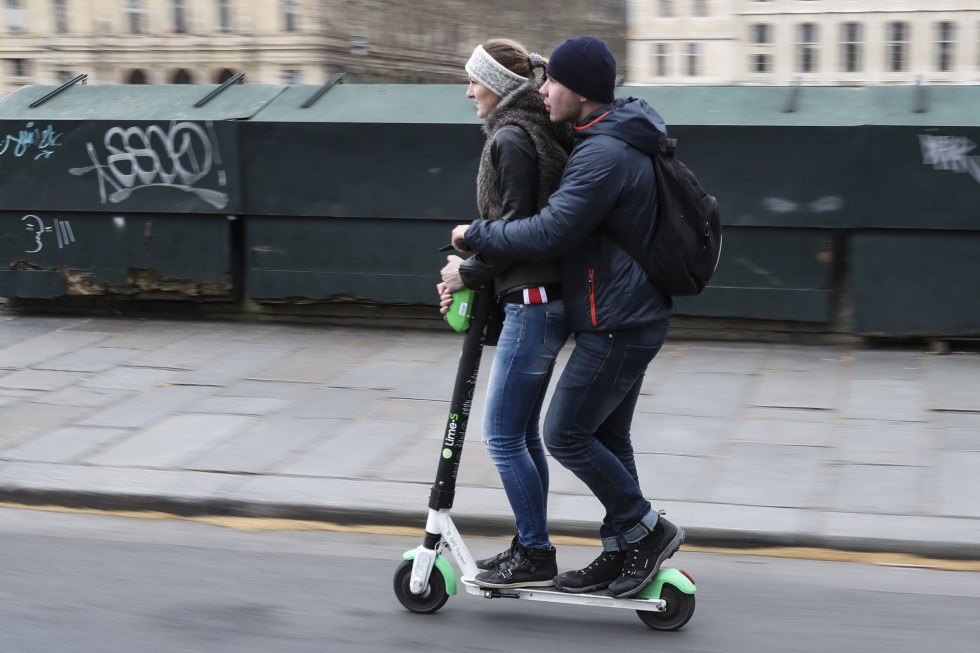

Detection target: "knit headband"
[465, 45, 530, 98]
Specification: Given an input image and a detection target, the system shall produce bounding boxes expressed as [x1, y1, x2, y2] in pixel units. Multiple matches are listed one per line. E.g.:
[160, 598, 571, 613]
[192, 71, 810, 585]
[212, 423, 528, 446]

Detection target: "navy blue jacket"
[463, 97, 673, 332]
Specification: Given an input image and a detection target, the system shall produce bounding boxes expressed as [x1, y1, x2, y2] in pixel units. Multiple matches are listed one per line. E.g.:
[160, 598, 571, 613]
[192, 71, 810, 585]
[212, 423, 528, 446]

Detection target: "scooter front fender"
[637, 567, 696, 599]
[402, 549, 457, 596]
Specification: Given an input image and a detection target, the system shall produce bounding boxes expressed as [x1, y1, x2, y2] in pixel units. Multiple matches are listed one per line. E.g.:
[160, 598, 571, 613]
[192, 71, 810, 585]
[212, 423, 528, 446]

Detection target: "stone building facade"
[0, 0, 626, 95]
[4, 1, 975, 97]
[627, 0, 980, 85]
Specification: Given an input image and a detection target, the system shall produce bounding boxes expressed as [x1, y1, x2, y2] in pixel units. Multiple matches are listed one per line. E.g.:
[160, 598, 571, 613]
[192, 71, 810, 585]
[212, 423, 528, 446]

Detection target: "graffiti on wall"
[68, 121, 229, 209]
[919, 134, 980, 184]
[0, 122, 63, 160]
[21, 214, 76, 253]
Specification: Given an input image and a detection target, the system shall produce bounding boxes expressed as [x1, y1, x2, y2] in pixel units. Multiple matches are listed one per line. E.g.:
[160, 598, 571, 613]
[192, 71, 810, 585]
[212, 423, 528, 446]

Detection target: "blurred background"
[1, 2, 979, 341]
[2, 0, 979, 93]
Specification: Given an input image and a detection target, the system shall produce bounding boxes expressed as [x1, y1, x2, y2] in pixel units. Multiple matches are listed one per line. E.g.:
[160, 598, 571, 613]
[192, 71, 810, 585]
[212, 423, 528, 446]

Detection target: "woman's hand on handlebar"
[435, 282, 455, 315]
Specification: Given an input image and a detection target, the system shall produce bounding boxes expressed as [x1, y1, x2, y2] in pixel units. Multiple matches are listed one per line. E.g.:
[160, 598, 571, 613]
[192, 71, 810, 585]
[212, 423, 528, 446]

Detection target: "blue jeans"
[483, 300, 569, 550]
[544, 323, 669, 552]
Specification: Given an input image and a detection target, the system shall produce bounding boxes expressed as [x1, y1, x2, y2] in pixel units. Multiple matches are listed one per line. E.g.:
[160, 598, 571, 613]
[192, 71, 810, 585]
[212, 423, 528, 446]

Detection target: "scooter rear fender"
[638, 568, 696, 599]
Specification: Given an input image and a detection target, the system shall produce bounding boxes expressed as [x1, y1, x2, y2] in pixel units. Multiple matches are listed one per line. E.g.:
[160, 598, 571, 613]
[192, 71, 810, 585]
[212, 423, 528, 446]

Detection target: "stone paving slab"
[87, 414, 257, 468]
[35, 346, 145, 374]
[0, 331, 113, 370]
[0, 369, 89, 392]
[1, 426, 131, 464]
[177, 344, 302, 387]
[76, 384, 214, 429]
[32, 386, 134, 409]
[189, 416, 341, 475]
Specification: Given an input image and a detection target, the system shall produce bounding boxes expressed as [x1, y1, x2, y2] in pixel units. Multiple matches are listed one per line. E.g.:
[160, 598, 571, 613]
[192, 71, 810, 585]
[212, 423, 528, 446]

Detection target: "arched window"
[216, 68, 236, 83]
[173, 68, 193, 84]
[126, 68, 148, 84]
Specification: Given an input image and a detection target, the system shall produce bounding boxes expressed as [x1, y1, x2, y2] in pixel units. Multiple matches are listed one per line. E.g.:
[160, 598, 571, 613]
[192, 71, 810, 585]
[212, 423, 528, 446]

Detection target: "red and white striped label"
[523, 286, 549, 304]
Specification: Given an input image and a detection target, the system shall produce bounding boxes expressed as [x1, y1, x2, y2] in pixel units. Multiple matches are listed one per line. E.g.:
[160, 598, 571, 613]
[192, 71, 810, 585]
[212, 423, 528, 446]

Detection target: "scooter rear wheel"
[636, 583, 695, 631]
[393, 559, 450, 614]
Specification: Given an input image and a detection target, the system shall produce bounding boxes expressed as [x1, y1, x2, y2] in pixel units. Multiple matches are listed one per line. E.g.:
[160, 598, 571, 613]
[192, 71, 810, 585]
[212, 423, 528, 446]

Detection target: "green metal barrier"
[0, 82, 978, 337]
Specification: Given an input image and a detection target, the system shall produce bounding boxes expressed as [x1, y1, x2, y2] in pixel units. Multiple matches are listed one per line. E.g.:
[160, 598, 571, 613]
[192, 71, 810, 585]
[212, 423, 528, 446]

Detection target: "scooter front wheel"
[393, 559, 450, 614]
[636, 583, 695, 631]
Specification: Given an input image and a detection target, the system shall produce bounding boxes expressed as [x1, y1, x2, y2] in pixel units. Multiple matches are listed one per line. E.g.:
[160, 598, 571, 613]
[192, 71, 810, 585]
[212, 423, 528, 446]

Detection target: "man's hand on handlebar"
[452, 225, 473, 253]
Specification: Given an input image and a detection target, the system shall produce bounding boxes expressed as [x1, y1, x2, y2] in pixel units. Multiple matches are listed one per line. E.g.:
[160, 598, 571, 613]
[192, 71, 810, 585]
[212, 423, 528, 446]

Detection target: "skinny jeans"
[482, 300, 569, 551]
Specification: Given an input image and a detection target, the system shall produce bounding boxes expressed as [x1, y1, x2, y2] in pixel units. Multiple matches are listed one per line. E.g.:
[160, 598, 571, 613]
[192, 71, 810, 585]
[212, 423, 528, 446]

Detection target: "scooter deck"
[460, 578, 667, 612]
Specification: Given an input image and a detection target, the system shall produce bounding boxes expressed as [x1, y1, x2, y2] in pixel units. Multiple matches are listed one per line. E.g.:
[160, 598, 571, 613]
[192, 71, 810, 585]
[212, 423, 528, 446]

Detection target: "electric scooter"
[392, 286, 696, 631]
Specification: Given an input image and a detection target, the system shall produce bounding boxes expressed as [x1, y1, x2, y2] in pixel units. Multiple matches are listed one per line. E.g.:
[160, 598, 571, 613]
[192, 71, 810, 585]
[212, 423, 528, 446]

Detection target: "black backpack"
[605, 137, 722, 297]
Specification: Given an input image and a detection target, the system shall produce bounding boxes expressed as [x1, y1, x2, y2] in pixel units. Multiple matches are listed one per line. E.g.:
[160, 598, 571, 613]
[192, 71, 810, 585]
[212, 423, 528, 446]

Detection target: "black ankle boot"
[553, 550, 626, 593]
[475, 534, 519, 572]
[473, 543, 557, 589]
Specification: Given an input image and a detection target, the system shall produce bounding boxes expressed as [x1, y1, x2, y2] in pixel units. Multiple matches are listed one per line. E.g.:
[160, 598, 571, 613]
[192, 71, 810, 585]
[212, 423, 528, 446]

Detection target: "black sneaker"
[473, 543, 557, 589]
[608, 517, 685, 598]
[475, 535, 519, 572]
[553, 550, 626, 594]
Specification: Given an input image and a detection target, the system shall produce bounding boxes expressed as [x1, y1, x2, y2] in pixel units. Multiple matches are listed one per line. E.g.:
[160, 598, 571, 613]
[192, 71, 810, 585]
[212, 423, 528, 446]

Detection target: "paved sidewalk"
[0, 311, 978, 558]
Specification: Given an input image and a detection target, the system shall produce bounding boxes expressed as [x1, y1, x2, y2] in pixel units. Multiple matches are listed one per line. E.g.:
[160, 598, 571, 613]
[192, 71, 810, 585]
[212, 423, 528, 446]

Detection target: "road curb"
[4, 488, 979, 561]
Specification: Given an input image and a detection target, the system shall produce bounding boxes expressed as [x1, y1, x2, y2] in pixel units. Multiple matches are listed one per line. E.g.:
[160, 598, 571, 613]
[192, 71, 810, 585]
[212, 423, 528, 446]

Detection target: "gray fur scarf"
[476, 79, 573, 221]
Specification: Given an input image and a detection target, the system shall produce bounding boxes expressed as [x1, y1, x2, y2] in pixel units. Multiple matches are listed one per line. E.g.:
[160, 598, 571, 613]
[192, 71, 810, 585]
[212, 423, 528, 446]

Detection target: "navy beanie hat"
[546, 36, 616, 105]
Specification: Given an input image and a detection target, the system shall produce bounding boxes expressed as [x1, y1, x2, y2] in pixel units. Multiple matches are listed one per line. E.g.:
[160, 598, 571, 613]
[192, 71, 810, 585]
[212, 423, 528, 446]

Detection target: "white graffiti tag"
[68, 121, 229, 208]
[22, 214, 76, 253]
[919, 134, 980, 184]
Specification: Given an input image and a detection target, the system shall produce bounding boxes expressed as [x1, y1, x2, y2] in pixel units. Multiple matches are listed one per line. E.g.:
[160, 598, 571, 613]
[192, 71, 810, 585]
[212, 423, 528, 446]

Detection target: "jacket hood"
[574, 96, 666, 156]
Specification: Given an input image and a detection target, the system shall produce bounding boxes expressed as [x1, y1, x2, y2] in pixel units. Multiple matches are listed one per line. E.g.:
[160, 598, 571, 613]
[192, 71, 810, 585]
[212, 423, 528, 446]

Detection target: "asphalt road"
[2, 507, 978, 653]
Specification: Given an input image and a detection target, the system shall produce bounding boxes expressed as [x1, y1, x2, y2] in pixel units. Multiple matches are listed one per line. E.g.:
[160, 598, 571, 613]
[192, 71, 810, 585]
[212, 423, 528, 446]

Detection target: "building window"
[172, 0, 186, 33]
[173, 68, 193, 83]
[281, 69, 302, 84]
[750, 24, 773, 74]
[8, 58, 28, 77]
[126, 68, 148, 84]
[692, 0, 707, 17]
[284, 0, 300, 32]
[936, 22, 955, 72]
[56, 70, 73, 83]
[797, 23, 819, 73]
[350, 35, 369, 56]
[217, 0, 232, 34]
[841, 22, 863, 73]
[652, 43, 670, 77]
[659, 0, 673, 19]
[686, 43, 700, 77]
[5, 0, 25, 34]
[125, 0, 146, 34]
[52, 0, 69, 33]
[886, 22, 909, 72]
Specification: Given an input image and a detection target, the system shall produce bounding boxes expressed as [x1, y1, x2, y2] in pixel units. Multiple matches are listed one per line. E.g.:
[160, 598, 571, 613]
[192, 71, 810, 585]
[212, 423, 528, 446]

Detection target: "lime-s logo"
[442, 448, 453, 459]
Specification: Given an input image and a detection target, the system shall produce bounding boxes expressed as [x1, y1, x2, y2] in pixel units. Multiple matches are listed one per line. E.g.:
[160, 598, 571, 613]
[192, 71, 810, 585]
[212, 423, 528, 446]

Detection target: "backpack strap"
[600, 145, 665, 286]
